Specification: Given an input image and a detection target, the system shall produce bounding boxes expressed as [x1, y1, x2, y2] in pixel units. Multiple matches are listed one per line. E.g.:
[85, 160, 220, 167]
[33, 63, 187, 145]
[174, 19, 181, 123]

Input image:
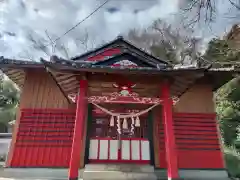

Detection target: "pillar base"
[69, 177, 78, 180]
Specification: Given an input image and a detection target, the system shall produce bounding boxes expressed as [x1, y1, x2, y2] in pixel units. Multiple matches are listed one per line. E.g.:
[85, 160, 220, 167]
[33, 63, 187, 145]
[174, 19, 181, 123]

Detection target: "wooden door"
[87, 110, 151, 164]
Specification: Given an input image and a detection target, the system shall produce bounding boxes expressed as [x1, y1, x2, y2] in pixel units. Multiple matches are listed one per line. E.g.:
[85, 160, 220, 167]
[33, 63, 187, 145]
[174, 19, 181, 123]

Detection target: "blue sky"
[0, 0, 239, 60]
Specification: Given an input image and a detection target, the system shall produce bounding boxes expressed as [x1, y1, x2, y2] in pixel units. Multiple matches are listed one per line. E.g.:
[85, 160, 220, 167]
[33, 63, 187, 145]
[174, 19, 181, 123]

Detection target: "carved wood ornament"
[68, 81, 165, 104]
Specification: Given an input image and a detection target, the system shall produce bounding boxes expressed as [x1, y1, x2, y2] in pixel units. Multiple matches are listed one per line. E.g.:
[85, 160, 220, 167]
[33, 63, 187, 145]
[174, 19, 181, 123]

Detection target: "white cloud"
[0, 0, 179, 60]
[1, 0, 238, 61]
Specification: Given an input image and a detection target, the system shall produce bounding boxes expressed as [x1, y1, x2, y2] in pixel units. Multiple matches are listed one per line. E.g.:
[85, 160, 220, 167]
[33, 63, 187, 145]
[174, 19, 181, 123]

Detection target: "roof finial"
[50, 55, 59, 62]
[117, 35, 123, 40]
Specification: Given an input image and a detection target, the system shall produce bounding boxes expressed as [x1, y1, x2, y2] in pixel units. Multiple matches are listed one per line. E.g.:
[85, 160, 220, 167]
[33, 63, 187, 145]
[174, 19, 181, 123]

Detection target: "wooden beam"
[88, 73, 163, 85]
[62, 85, 79, 93]
[45, 68, 72, 104]
[56, 74, 76, 81]
[58, 78, 77, 85]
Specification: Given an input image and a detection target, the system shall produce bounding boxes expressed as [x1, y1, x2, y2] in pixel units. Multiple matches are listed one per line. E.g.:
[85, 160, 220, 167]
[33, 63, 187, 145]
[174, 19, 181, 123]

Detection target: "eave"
[0, 57, 238, 104]
[42, 58, 206, 75]
[0, 58, 43, 88]
[41, 59, 207, 98]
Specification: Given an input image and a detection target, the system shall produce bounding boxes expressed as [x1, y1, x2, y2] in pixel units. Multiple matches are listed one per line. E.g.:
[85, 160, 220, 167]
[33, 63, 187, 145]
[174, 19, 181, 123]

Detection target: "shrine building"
[0, 37, 236, 180]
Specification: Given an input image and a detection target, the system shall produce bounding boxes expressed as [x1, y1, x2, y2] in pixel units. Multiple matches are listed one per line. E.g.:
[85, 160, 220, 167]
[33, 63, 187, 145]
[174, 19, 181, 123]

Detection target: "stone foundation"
[0, 165, 230, 180]
[82, 164, 157, 180]
[155, 169, 230, 180]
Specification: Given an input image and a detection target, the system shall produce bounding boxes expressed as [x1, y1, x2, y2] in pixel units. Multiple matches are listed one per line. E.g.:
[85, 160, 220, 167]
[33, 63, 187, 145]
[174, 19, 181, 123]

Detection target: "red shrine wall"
[7, 72, 224, 169]
[154, 83, 224, 169]
[7, 70, 77, 167]
[8, 109, 76, 167]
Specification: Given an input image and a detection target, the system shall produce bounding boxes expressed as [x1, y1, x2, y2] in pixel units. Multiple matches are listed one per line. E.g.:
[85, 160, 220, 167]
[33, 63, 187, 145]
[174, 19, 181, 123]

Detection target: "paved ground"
[0, 179, 54, 180]
[0, 179, 79, 180]
[0, 178, 83, 180]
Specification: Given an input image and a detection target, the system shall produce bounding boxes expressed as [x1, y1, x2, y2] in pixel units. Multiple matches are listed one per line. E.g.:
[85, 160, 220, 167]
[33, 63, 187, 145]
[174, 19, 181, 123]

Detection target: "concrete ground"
[0, 179, 94, 180]
[0, 164, 231, 180]
[0, 179, 64, 180]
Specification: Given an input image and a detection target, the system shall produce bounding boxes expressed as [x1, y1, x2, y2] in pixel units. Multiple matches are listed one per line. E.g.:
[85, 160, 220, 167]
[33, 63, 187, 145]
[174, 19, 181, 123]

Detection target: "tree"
[224, 146, 240, 177]
[126, 19, 201, 65]
[204, 35, 240, 148]
[203, 31, 240, 177]
[204, 38, 240, 63]
[21, 29, 95, 61]
[181, 0, 240, 24]
[0, 75, 20, 130]
[215, 79, 240, 147]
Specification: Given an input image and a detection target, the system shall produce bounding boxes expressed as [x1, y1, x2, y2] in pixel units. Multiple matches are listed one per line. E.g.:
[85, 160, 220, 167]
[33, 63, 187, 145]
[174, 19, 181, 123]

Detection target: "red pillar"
[68, 79, 88, 180]
[161, 81, 179, 180]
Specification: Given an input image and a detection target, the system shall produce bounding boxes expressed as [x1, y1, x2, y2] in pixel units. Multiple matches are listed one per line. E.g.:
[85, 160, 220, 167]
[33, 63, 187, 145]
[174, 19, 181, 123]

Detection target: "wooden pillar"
[68, 79, 88, 180]
[161, 81, 179, 180]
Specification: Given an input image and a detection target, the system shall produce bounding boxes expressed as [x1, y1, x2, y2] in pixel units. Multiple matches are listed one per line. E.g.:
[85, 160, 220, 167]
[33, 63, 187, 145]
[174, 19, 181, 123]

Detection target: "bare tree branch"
[181, 0, 216, 25]
[26, 32, 50, 57]
[18, 50, 35, 62]
[59, 44, 70, 60]
[126, 19, 201, 65]
[228, 0, 240, 10]
[24, 28, 94, 60]
[183, 0, 199, 11]
[45, 30, 56, 55]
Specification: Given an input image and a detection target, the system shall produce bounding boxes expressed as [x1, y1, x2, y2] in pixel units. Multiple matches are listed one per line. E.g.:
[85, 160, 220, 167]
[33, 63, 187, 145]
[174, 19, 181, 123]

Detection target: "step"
[84, 164, 154, 172]
[82, 164, 157, 180]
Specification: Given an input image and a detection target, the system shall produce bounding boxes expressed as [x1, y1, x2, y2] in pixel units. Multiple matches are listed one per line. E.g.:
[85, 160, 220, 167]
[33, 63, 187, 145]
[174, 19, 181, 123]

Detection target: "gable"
[71, 37, 171, 68]
[93, 52, 157, 68]
[112, 60, 137, 67]
[87, 48, 121, 62]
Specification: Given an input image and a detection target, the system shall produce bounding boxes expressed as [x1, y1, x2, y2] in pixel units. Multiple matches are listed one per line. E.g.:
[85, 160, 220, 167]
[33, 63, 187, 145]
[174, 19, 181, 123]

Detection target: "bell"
[135, 116, 140, 127]
[123, 118, 128, 129]
[110, 116, 115, 127]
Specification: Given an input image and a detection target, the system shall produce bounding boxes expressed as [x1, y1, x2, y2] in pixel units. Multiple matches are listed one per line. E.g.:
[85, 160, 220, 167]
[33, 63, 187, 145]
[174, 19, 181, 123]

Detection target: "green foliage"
[224, 146, 240, 177]
[215, 78, 240, 147]
[205, 36, 240, 177]
[204, 38, 240, 63]
[0, 76, 20, 127]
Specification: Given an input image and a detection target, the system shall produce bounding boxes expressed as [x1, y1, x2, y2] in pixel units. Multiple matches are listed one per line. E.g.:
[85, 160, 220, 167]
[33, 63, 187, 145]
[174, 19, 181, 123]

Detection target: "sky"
[0, 0, 239, 60]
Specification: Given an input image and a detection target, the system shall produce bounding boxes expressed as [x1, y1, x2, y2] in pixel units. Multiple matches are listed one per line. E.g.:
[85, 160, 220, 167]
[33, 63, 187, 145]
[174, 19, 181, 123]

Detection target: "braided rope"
[91, 102, 159, 118]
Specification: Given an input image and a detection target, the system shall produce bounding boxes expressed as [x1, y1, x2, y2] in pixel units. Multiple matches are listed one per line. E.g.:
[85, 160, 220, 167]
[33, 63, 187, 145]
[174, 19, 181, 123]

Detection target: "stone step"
[83, 171, 157, 180]
[84, 164, 154, 172]
[82, 164, 157, 180]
